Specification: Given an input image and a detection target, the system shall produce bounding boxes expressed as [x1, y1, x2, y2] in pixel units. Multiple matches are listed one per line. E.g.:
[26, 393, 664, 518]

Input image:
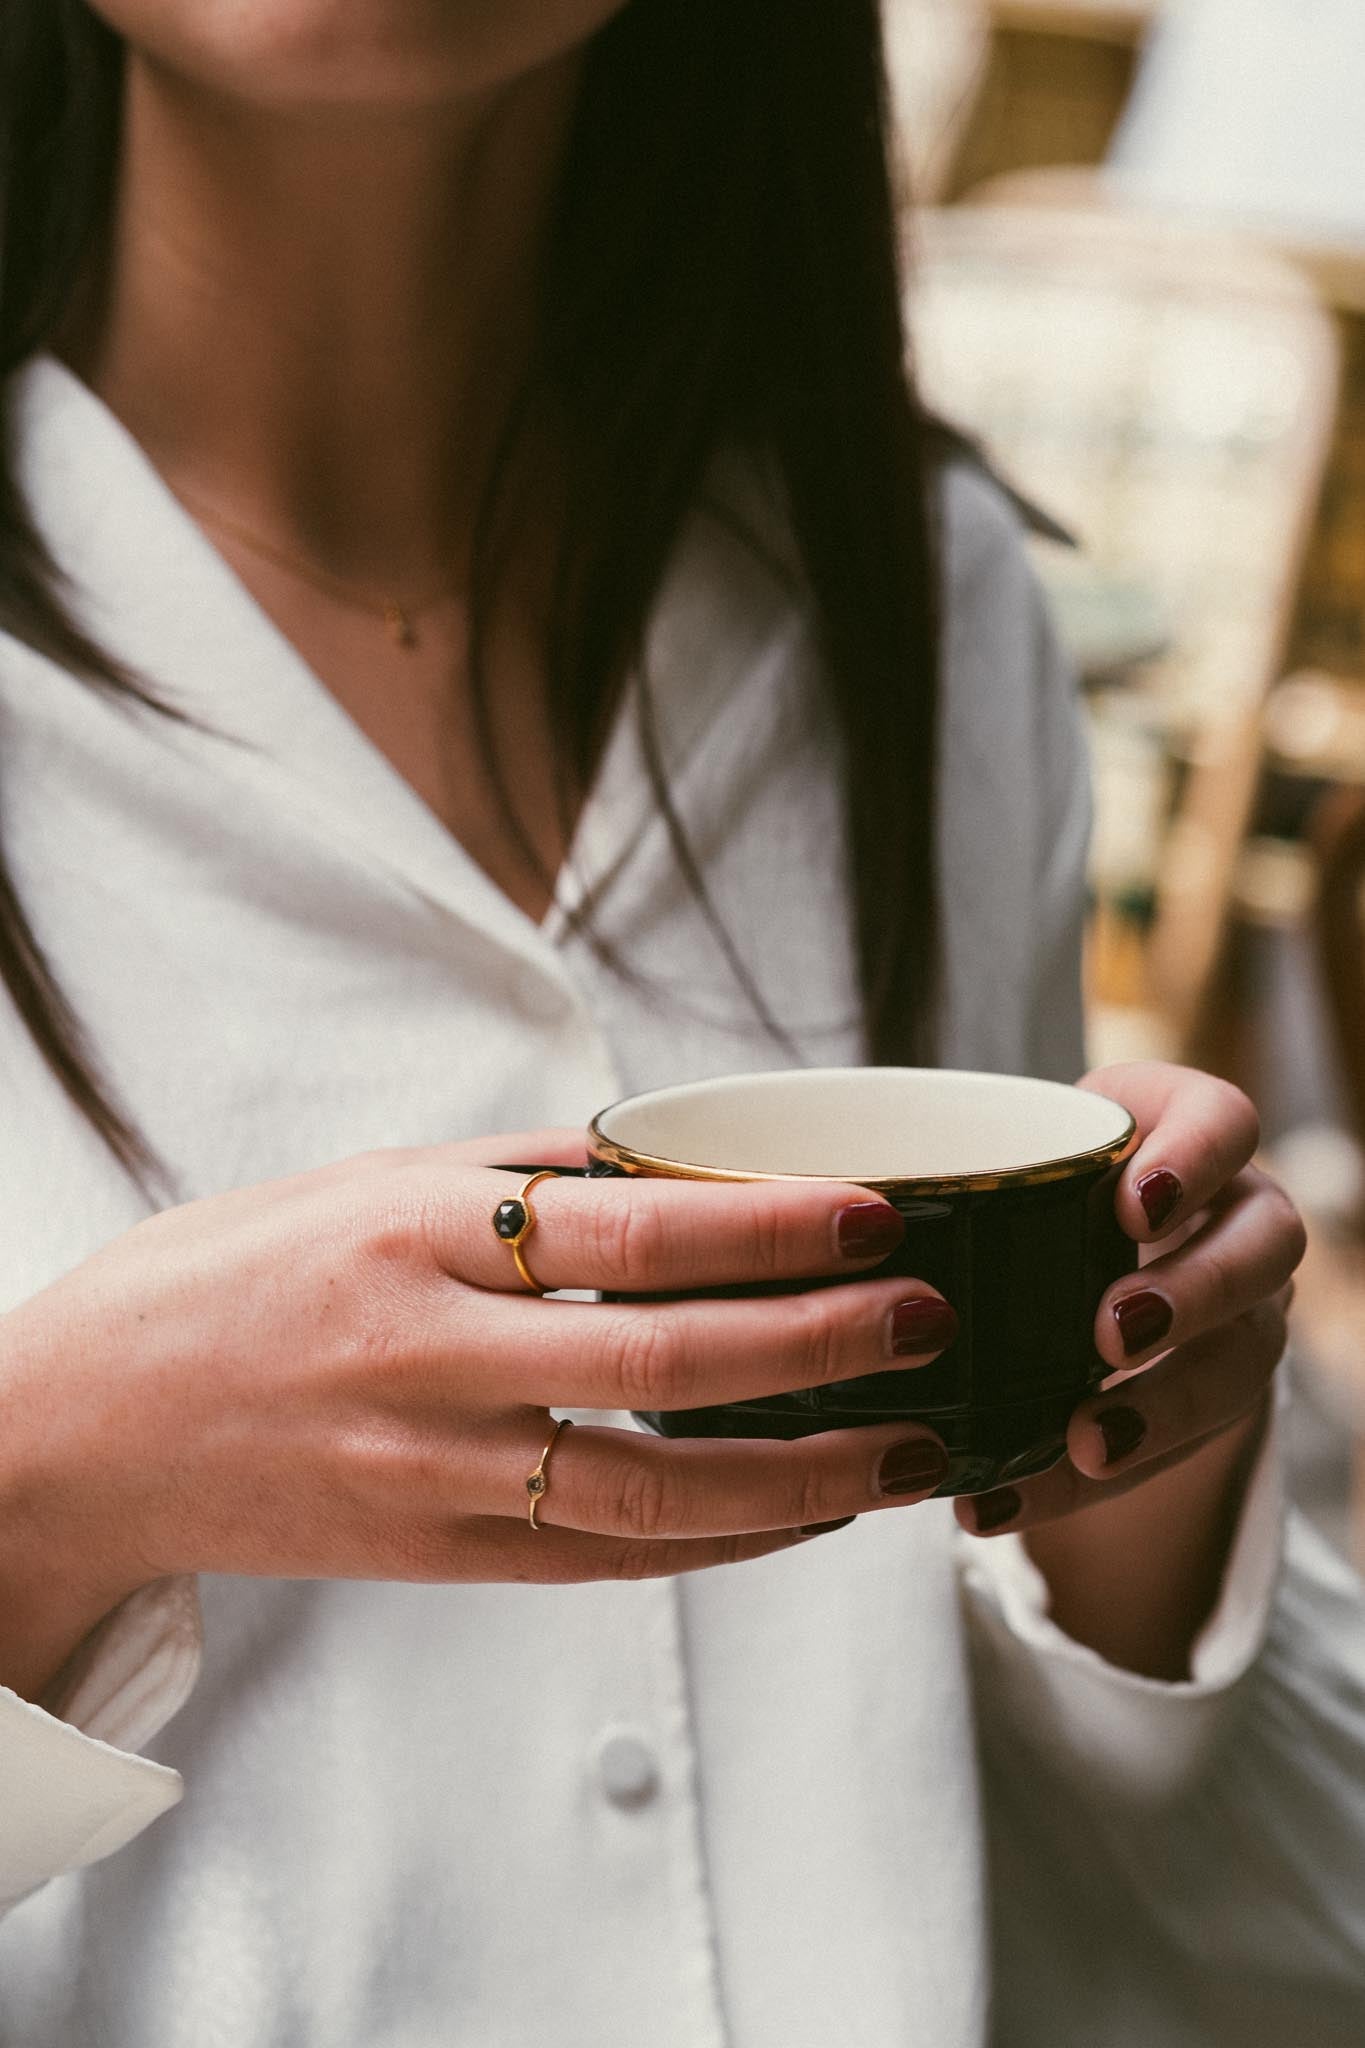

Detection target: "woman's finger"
[1079, 1062, 1261, 1243]
[449, 1515, 854, 1586]
[488, 1419, 950, 1540]
[1095, 1166, 1306, 1373]
[1068, 1297, 1287, 1482]
[953, 1303, 1286, 1535]
[418, 1160, 911, 1294]
[953, 1421, 1241, 1536]
[431, 1272, 956, 1412]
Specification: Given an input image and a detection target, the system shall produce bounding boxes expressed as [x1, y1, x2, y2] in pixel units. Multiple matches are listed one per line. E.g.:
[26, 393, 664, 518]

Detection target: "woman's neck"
[66, 49, 580, 591]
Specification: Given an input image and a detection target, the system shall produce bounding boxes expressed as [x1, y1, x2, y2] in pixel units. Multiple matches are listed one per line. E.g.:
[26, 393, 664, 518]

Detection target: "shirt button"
[596, 1732, 660, 1809]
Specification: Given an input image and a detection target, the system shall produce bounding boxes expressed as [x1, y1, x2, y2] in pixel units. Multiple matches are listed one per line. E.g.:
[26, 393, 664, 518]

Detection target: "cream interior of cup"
[592, 1067, 1134, 1181]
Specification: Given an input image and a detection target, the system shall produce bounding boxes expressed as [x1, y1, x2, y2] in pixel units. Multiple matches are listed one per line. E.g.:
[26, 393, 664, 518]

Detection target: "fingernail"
[797, 1516, 857, 1537]
[889, 1298, 957, 1356]
[1136, 1168, 1182, 1232]
[1113, 1288, 1174, 1358]
[972, 1487, 1022, 1533]
[1096, 1405, 1147, 1465]
[878, 1439, 950, 1496]
[837, 1201, 904, 1260]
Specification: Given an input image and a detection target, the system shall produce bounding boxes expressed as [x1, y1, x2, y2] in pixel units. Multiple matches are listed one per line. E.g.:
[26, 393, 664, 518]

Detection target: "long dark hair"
[0, 0, 941, 1180]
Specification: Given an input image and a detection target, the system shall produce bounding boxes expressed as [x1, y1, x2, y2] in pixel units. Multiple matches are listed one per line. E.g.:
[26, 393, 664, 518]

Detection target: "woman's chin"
[85, 0, 631, 113]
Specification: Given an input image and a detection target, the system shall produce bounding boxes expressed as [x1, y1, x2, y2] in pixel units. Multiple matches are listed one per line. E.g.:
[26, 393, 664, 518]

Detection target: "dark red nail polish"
[798, 1516, 857, 1537]
[890, 1298, 957, 1356]
[973, 1487, 1022, 1533]
[837, 1201, 904, 1260]
[1096, 1406, 1147, 1465]
[878, 1439, 950, 1496]
[1113, 1289, 1174, 1358]
[1136, 1168, 1183, 1233]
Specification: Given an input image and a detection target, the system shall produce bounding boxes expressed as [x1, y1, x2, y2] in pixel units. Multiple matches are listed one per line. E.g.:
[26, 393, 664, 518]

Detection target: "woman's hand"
[0, 1132, 956, 1703]
[955, 1061, 1307, 1678]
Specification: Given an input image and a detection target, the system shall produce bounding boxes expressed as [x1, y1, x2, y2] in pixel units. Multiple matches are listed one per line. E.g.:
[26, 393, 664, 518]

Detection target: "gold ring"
[492, 1170, 559, 1295]
[526, 1417, 574, 1531]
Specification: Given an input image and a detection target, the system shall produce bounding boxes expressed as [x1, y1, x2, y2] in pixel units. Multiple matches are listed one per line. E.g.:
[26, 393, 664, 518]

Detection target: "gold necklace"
[178, 490, 449, 649]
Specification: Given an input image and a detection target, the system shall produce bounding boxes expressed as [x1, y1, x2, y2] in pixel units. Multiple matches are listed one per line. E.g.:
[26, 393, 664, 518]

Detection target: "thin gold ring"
[492, 1170, 559, 1296]
[526, 1417, 574, 1531]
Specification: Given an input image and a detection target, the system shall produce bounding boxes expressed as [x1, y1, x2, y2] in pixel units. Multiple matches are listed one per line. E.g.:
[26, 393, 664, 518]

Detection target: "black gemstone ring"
[493, 1171, 559, 1295]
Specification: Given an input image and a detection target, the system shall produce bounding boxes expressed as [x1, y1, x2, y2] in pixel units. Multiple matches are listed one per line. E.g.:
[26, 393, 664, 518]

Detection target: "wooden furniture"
[1284, 284, 1365, 684]
[1292, 784, 1365, 1568]
[1101, 0, 1365, 624]
[1313, 785, 1365, 1162]
[1263, 670, 1365, 791]
[970, 167, 1365, 687]
[943, 0, 1156, 199]
[990, 0, 1154, 40]
[883, 0, 991, 204]
[883, 0, 1153, 208]
[965, 170, 1365, 947]
[905, 203, 1340, 1058]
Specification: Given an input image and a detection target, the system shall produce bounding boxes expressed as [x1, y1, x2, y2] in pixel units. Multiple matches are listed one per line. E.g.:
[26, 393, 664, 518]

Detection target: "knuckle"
[1274, 1188, 1309, 1273]
[790, 1457, 842, 1529]
[1196, 1236, 1241, 1326]
[599, 1454, 680, 1540]
[1236, 1091, 1263, 1159]
[1211, 1079, 1261, 1163]
[317, 1276, 404, 1382]
[343, 1262, 439, 1381]
[609, 1314, 694, 1412]
[591, 1190, 665, 1287]
[785, 1289, 850, 1387]
[1189, 1126, 1224, 1197]
[612, 1538, 671, 1582]
[732, 1194, 788, 1283]
[359, 1185, 425, 1271]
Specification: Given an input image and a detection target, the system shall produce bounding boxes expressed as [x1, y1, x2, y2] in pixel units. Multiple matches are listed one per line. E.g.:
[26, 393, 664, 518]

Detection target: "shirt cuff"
[0, 1575, 201, 1911]
[959, 1408, 1285, 1802]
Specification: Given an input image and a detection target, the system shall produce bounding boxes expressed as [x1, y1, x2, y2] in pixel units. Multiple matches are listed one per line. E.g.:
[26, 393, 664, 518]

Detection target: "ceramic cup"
[587, 1066, 1138, 1497]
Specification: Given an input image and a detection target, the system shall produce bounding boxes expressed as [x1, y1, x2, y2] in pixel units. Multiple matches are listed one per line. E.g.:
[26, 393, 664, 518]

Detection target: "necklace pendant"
[384, 601, 417, 650]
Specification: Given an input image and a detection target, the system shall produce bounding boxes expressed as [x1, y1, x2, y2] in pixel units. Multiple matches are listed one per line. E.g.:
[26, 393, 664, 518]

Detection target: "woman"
[0, 4, 1358, 2043]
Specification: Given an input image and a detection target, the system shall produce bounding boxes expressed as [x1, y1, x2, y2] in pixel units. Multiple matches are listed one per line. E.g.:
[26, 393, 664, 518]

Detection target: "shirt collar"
[9, 353, 802, 971]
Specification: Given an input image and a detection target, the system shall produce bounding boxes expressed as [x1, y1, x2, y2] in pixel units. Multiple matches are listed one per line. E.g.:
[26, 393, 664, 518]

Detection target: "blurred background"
[881, 0, 1365, 1561]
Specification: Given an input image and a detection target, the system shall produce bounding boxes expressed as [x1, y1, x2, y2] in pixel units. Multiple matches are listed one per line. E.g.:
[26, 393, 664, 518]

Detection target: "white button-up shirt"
[0, 357, 1361, 2046]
